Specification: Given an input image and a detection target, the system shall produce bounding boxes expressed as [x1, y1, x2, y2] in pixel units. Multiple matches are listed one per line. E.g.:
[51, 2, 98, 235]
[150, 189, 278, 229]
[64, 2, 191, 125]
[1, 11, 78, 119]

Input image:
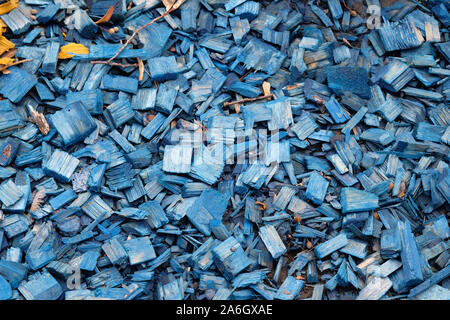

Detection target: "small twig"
[0, 48, 17, 59]
[107, 62, 139, 68]
[343, 38, 353, 48]
[239, 68, 254, 81]
[223, 94, 275, 107]
[342, 0, 357, 16]
[91, 6, 179, 66]
[0, 58, 33, 72]
[144, 68, 152, 78]
[97, 24, 110, 33]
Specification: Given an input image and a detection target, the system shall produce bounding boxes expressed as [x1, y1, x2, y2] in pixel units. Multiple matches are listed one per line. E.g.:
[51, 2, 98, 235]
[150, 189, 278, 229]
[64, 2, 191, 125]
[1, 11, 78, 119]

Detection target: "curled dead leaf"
[388, 181, 394, 192]
[27, 104, 50, 135]
[95, 5, 114, 24]
[262, 81, 271, 97]
[137, 58, 144, 81]
[255, 201, 266, 211]
[163, 0, 186, 11]
[162, 0, 176, 11]
[374, 211, 380, 220]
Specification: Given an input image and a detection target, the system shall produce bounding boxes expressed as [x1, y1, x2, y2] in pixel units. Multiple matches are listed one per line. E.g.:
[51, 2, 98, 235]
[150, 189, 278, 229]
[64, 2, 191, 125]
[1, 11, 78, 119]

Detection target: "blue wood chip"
[0, 0, 447, 301]
[49, 102, 97, 146]
[259, 225, 287, 259]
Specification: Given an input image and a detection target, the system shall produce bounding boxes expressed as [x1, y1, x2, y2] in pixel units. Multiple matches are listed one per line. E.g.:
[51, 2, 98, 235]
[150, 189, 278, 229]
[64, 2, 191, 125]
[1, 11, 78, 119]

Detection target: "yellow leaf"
[0, 0, 19, 15]
[0, 57, 14, 65]
[0, 19, 7, 36]
[0, 35, 14, 55]
[95, 5, 114, 24]
[58, 43, 89, 59]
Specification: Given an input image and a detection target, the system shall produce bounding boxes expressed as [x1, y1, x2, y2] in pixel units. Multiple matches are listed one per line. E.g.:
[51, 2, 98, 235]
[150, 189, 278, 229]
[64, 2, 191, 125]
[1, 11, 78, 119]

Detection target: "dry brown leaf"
[172, 0, 187, 10]
[343, 38, 353, 48]
[30, 189, 46, 212]
[388, 181, 394, 192]
[1, 143, 11, 159]
[95, 5, 114, 24]
[374, 211, 380, 220]
[255, 201, 266, 211]
[162, 0, 176, 11]
[28, 104, 50, 135]
[163, 0, 186, 11]
[262, 81, 271, 96]
[137, 58, 144, 81]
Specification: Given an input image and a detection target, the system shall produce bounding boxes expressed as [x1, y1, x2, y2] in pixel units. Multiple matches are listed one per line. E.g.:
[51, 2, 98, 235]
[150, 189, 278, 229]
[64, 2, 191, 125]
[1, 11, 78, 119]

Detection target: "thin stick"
[91, 7, 177, 65]
[342, 0, 357, 16]
[0, 48, 18, 59]
[0, 58, 33, 72]
[223, 94, 275, 107]
[239, 68, 254, 81]
[109, 62, 139, 68]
